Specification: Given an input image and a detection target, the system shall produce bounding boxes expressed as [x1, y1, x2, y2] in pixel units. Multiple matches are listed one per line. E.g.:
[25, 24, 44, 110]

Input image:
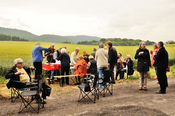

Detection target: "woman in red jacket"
[74, 55, 87, 84]
[150, 44, 159, 79]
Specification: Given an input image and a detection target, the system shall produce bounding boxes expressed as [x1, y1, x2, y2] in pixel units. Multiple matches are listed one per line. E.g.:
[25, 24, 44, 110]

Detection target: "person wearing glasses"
[5, 58, 34, 82]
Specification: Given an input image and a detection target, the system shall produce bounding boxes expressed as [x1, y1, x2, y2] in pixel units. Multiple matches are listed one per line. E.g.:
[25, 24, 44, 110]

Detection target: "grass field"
[0, 41, 175, 68]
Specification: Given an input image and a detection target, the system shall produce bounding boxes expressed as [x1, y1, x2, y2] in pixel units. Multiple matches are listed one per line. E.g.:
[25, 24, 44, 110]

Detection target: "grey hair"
[99, 43, 104, 48]
[139, 41, 145, 48]
[61, 48, 67, 53]
[14, 58, 23, 66]
[126, 54, 132, 59]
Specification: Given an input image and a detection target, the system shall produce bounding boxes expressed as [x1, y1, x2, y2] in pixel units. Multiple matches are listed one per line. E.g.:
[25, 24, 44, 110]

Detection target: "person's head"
[118, 53, 122, 57]
[139, 42, 146, 50]
[36, 43, 41, 46]
[63, 46, 66, 49]
[59, 47, 62, 53]
[83, 51, 87, 55]
[79, 55, 84, 60]
[126, 54, 132, 60]
[106, 41, 113, 48]
[153, 44, 158, 49]
[75, 48, 80, 54]
[14, 58, 23, 69]
[89, 55, 94, 60]
[93, 47, 97, 52]
[158, 41, 164, 49]
[61, 48, 67, 53]
[99, 43, 104, 48]
[50, 44, 55, 49]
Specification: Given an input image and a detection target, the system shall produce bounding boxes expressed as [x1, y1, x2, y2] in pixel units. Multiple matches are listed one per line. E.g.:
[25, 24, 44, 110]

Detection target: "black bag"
[84, 83, 90, 92]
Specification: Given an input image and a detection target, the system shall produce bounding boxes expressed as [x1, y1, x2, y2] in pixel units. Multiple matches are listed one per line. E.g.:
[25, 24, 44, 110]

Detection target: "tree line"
[0, 34, 29, 41]
[77, 38, 156, 46]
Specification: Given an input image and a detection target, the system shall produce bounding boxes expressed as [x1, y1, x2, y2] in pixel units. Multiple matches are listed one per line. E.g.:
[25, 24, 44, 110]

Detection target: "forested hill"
[77, 38, 155, 46]
[0, 34, 28, 41]
[0, 27, 101, 43]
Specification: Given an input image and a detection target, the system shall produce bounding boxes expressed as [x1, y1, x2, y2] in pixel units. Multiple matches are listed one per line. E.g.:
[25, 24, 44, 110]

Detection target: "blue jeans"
[120, 68, 126, 79]
[97, 67, 107, 88]
[154, 66, 157, 76]
[50, 70, 60, 80]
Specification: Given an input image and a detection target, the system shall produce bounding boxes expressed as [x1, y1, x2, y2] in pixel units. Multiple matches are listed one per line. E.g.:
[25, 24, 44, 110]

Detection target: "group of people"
[135, 41, 169, 94]
[5, 40, 169, 96]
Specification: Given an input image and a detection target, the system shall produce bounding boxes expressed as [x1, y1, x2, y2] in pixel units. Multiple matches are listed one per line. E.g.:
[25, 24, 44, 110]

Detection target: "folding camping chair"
[18, 76, 44, 113]
[78, 73, 99, 103]
[97, 70, 113, 97]
[6, 79, 27, 103]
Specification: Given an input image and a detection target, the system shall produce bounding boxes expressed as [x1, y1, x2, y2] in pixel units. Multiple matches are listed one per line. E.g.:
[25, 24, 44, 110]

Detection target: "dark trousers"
[61, 67, 69, 84]
[109, 63, 115, 82]
[33, 62, 42, 79]
[157, 67, 168, 93]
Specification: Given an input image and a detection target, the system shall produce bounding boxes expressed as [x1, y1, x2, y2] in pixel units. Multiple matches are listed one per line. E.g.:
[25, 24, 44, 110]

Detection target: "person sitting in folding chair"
[5, 58, 46, 104]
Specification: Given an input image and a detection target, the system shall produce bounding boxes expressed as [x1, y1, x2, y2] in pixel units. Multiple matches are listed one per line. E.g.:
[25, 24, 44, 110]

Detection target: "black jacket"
[154, 47, 168, 69]
[87, 59, 97, 74]
[57, 53, 70, 68]
[45, 47, 55, 63]
[91, 52, 96, 59]
[124, 58, 134, 75]
[108, 47, 118, 64]
[135, 48, 151, 72]
[5, 66, 31, 81]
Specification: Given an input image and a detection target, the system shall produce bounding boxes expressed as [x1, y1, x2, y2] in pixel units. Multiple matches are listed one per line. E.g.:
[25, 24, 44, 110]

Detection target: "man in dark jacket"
[106, 41, 118, 83]
[154, 41, 168, 94]
[45, 44, 55, 80]
[87, 55, 97, 74]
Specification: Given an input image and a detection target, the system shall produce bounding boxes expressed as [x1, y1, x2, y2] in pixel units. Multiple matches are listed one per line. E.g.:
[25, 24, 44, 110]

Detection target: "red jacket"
[150, 48, 159, 65]
[74, 59, 87, 76]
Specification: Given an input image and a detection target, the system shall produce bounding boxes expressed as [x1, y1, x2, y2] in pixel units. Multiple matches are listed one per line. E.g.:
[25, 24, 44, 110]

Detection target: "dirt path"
[1, 77, 175, 116]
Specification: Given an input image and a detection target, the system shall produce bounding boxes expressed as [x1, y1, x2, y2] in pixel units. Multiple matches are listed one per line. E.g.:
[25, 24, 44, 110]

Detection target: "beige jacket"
[70, 51, 79, 66]
[95, 48, 108, 67]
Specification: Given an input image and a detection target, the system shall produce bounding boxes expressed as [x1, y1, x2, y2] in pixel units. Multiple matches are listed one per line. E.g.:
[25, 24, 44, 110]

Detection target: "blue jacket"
[57, 53, 70, 68]
[32, 46, 48, 62]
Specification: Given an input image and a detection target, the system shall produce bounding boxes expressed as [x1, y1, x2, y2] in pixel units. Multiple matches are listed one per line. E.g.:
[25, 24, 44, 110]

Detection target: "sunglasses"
[17, 62, 23, 64]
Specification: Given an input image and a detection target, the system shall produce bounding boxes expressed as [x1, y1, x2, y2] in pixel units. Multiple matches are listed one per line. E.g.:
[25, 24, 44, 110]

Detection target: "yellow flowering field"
[0, 41, 174, 68]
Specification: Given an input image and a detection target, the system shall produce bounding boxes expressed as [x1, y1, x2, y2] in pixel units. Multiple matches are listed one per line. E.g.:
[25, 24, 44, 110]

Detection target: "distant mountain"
[0, 27, 101, 43]
[65, 35, 101, 43]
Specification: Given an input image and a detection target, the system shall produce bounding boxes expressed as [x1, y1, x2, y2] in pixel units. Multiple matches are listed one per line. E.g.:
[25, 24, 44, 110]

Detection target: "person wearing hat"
[87, 55, 97, 74]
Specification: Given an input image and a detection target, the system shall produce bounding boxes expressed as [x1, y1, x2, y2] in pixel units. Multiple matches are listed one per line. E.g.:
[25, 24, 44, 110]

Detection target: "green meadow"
[0, 41, 175, 68]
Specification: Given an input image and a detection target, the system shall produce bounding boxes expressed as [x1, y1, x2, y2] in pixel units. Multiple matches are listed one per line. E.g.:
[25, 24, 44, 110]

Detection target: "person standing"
[70, 48, 80, 84]
[154, 41, 168, 94]
[106, 41, 118, 84]
[83, 51, 90, 63]
[57, 48, 70, 85]
[150, 44, 159, 79]
[32, 43, 48, 79]
[95, 43, 108, 81]
[135, 42, 151, 91]
[91, 47, 97, 58]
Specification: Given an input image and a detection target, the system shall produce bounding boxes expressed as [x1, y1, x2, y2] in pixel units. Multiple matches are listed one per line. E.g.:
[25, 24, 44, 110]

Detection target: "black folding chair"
[78, 73, 99, 103]
[97, 70, 113, 97]
[18, 76, 44, 113]
[6, 79, 27, 103]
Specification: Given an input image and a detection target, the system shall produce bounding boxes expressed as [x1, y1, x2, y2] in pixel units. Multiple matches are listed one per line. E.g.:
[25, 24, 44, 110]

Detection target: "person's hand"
[15, 72, 22, 75]
[108, 63, 110, 66]
[30, 66, 34, 69]
[139, 52, 141, 55]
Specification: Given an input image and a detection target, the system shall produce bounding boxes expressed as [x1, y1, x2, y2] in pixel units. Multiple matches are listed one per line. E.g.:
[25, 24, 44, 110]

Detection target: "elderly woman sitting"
[5, 58, 46, 104]
[5, 58, 34, 82]
[87, 55, 97, 74]
[74, 55, 87, 85]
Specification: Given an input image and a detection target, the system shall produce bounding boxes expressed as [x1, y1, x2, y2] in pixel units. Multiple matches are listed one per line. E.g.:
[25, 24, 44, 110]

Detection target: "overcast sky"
[0, 0, 175, 42]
